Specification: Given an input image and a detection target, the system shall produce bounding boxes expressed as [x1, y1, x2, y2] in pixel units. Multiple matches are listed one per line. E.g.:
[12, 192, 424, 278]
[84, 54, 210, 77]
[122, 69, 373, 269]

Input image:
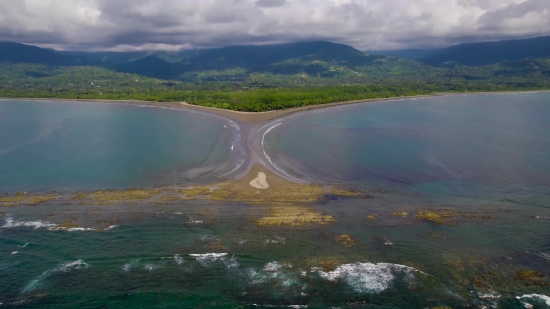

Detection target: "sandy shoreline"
[4, 90, 548, 124]
[2, 90, 548, 189]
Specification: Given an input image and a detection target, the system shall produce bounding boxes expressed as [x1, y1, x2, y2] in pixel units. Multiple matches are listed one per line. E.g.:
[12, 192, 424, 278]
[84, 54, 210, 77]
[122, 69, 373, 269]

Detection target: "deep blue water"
[0, 100, 241, 193]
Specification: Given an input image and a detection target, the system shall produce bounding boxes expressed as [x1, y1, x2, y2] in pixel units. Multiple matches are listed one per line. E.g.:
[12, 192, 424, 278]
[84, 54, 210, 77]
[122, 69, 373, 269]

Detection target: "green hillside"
[1, 39, 550, 111]
[418, 36, 550, 67]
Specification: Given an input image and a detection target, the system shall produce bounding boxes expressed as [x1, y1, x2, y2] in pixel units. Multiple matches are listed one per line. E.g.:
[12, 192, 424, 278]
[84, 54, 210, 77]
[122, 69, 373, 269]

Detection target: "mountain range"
[1, 36, 549, 90]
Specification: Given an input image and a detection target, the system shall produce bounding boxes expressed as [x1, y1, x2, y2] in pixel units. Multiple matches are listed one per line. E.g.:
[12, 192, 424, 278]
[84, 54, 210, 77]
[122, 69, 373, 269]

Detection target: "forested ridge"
[1, 40, 550, 112]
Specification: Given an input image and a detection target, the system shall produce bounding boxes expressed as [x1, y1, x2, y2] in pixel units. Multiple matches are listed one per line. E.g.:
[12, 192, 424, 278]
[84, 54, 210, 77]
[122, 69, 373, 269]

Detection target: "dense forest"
[1, 39, 550, 112]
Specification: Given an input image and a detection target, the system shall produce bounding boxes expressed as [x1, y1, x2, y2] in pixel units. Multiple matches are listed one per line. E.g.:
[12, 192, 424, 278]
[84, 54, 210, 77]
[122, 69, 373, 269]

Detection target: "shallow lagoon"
[1, 94, 550, 308]
[265, 92, 550, 204]
[0, 100, 243, 193]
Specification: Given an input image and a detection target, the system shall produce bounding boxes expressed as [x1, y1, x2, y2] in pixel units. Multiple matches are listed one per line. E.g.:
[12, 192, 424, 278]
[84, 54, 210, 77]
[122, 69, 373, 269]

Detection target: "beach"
[8, 90, 549, 124]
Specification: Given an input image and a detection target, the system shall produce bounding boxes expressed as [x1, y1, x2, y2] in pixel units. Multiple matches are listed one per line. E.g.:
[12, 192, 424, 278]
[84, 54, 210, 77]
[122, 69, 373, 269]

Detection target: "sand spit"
[254, 207, 335, 227]
[249, 172, 269, 189]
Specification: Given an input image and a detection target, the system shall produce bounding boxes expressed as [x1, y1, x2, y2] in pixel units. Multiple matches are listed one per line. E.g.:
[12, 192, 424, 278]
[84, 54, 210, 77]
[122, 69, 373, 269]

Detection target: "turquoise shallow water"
[0, 100, 241, 193]
[1, 95, 550, 308]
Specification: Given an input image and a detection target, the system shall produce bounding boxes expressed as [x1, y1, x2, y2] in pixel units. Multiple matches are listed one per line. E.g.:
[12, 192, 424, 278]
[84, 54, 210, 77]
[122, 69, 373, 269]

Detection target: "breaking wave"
[314, 262, 426, 294]
[2, 215, 117, 232]
[517, 294, 550, 308]
[188, 253, 239, 269]
[2, 215, 55, 229]
[23, 260, 89, 294]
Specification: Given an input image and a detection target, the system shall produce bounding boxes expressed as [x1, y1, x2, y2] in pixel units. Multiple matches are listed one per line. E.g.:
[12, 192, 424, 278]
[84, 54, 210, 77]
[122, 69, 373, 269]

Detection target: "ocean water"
[1, 95, 550, 308]
[264, 93, 550, 204]
[0, 100, 242, 193]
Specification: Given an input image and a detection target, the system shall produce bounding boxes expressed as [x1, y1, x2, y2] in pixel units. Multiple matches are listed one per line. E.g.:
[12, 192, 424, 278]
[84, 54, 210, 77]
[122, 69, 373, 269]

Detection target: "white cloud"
[0, 0, 548, 51]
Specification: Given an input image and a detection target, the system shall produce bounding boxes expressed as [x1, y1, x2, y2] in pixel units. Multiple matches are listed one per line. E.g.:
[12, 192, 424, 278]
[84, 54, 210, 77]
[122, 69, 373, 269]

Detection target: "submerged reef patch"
[415, 210, 457, 225]
[0, 192, 59, 207]
[334, 234, 357, 247]
[75, 189, 161, 204]
[1, 166, 364, 208]
[254, 207, 335, 227]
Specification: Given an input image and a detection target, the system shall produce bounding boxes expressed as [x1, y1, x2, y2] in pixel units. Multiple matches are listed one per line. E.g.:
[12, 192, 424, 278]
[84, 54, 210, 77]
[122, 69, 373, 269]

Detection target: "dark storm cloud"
[0, 0, 548, 51]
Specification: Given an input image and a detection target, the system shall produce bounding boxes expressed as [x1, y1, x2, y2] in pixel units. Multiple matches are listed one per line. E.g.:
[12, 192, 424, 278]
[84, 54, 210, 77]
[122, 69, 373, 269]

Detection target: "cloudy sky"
[0, 0, 549, 51]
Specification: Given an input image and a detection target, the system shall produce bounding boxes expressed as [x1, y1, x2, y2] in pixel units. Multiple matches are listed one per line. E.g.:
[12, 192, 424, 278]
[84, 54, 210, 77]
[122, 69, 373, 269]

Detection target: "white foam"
[174, 254, 184, 265]
[3, 215, 117, 232]
[122, 259, 139, 272]
[189, 253, 228, 266]
[23, 260, 89, 293]
[315, 263, 425, 294]
[479, 292, 501, 300]
[517, 294, 550, 308]
[224, 256, 239, 269]
[245, 262, 304, 298]
[263, 261, 284, 272]
[264, 236, 285, 245]
[66, 227, 96, 232]
[56, 260, 89, 272]
[51, 225, 117, 232]
[144, 262, 165, 272]
[11, 252, 18, 255]
[3, 215, 55, 229]
[185, 217, 203, 224]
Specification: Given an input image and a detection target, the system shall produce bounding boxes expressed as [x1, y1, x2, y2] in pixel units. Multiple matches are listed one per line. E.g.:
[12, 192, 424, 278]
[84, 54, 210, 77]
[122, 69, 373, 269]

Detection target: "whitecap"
[23, 260, 89, 293]
[245, 262, 304, 298]
[174, 254, 184, 265]
[186, 217, 204, 224]
[55, 260, 89, 272]
[223, 256, 239, 269]
[264, 236, 285, 245]
[2, 215, 55, 229]
[122, 259, 140, 272]
[314, 263, 426, 294]
[479, 292, 501, 300]
[516, 294, 550, 308]
[51, 225, 117, 232]
[144, 262, 165, 272]
[189, 253, 228, 266]
[66, 227, 97, 232]
[11, 252, 18, 255]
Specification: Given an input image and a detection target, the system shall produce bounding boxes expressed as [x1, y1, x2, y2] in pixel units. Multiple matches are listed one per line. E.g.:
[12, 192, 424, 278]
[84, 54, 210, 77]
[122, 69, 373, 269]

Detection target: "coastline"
[3, 90, 548, 124]
[2, 90, 548, 190]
